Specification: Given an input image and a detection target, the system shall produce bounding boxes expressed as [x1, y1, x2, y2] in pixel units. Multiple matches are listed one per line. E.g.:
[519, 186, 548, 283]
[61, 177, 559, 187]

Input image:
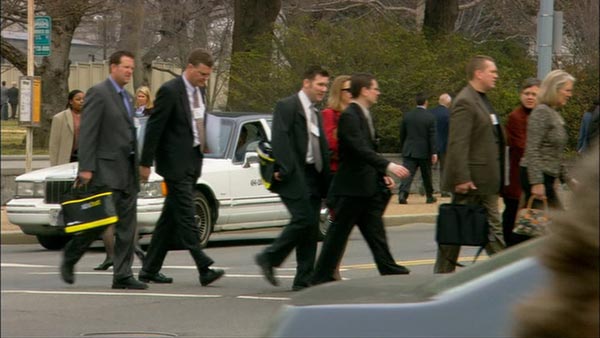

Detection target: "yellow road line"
[343, 256, 489, 270]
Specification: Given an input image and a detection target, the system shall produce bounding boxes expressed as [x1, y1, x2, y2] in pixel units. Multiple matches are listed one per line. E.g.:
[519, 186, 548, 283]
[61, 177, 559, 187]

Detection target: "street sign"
[34, 16, 51, 56]
[18, 76, 42, 126]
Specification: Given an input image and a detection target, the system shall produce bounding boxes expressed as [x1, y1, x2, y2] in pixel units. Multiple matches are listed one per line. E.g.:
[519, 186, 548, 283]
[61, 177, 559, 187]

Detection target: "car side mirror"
[243, 152, 259, 168]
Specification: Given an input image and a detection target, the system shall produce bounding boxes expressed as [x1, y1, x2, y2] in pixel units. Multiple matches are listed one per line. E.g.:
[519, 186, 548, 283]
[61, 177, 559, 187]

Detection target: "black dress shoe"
[93, 258, 113, 271]
[138, 271, 173, 284]
[199, 268, 225, 286]
[255, 253, 279, 286]
[387, 265, 411, 275]
[426, 196, 438, 204]
[60, 262, 75, 284]
[112, 276, 148, 289]
[398, 199, 407, 204]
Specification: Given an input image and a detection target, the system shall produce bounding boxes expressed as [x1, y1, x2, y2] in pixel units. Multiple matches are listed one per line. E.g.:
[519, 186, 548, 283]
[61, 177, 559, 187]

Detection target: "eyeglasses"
[342, 88, 351, 92]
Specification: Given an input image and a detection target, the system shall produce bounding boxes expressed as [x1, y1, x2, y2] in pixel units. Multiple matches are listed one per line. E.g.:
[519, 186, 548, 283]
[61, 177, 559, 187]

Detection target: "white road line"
[1, 263, 55, 268]
[237, 295, 290, 301]
[1, 290, 222, 298]
[26, 272, 296, 279]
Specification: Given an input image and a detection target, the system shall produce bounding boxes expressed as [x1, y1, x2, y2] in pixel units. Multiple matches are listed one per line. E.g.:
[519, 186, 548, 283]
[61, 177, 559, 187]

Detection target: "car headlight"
[15, 181, 45, 198]
[139, 182, 166, 198]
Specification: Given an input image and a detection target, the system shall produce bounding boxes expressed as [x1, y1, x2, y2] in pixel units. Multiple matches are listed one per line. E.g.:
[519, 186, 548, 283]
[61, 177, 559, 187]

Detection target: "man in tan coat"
[434, 55, 506, 273]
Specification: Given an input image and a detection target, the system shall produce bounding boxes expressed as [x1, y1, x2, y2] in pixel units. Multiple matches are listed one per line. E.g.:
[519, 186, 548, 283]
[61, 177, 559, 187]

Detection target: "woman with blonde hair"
[520, 70, 576, 212]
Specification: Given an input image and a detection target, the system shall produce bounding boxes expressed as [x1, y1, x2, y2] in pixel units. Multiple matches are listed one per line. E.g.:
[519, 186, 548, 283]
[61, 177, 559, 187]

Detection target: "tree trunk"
[117, 0, 145, 89]
[227, 0, 281, 110]
[423, 0, 458, 39]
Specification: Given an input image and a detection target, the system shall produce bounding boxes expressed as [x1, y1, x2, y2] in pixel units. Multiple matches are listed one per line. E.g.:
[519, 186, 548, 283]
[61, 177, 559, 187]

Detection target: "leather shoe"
[93, 258, 113, 271]
[391, 265, 411, 275]
[426, 196, 438, 204]
[138, 271, 173, 284]
[398, 199, 407, 204]
[255, 254, 279, 286]
[112, 276, 148, 289]
[199, 268, 225, 286]
[60, 262, 75, 284]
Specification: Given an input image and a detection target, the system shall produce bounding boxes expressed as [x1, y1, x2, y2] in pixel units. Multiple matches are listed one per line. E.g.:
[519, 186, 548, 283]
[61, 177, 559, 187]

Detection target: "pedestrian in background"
[429, 93, 451, 198]
[397, 92, 438, 204]
[7, 82, 19, 119]
[138, 48, 224, 287]
[520, 70, 576, 212]
[321, 74, 351, 281]
[576, 98, 599, 154]
[255, 66, 331, 291]
[434, 55, 506, 274]
[501, 77, 540, 247]
[61, 50, 147, 290]
[49, 90, 85, 166]
[1, 81, 8, 121]
[311, 73, 411, 285]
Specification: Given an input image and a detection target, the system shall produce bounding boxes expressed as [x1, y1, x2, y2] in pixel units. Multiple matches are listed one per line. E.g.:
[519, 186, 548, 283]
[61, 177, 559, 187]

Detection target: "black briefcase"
[59, 184, 118, 234]
[436, 203, 489, 246]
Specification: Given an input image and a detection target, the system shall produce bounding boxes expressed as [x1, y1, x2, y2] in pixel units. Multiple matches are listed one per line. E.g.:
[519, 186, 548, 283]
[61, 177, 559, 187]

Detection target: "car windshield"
[205, 115, 234, 159]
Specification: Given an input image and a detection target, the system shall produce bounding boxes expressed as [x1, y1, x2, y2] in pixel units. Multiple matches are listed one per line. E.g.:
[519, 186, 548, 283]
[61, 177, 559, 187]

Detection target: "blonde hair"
[135, 86, 154, 109]
[536, 70, 575, 108]
[326, 75, 351, 112]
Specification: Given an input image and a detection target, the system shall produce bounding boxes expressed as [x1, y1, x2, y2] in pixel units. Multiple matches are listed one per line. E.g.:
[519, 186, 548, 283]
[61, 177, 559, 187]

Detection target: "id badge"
[193, 107, 205, 120]
[490, 114, 499, 125]
[310, 123, 320, 137]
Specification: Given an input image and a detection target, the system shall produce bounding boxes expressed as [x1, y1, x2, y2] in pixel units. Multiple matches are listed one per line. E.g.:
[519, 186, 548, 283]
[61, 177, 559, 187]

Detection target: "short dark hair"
[66, 89, 83, 109]
[520, 78, 541, 92]
[415, 92, 428, 106]
[187, 49, 214, 67]
[349, 73, 375, 98]
[109, 50, 135, 66]
[303, 65, 329, 81]
[466, 55, 495, 80]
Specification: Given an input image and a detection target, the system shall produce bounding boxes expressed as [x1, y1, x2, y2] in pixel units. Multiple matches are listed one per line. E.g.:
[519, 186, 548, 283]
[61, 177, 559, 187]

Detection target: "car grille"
[44, 180, 75, 204]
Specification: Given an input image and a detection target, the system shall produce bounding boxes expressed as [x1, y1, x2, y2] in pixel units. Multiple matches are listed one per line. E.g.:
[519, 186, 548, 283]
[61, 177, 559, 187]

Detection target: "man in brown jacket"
[434, 55, 506, 273]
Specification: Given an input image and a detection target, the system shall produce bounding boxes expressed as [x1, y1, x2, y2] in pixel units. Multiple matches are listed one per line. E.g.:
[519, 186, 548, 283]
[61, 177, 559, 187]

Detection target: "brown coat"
[49, 108, 75, 166]
[442, 84, 504, 195]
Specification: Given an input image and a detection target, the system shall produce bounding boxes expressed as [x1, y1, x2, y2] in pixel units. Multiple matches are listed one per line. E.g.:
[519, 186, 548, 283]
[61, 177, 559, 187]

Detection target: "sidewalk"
[0, 193, 447, 245]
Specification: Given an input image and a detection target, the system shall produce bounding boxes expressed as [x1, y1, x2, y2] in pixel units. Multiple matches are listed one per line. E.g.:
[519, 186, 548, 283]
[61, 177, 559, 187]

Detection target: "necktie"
[310, 106, 323, 172]
[193, 88, 206, 152]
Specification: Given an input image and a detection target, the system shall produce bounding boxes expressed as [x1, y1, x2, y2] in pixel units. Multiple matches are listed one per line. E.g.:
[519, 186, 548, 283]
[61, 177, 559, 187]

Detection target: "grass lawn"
[1, 119, 48, 155]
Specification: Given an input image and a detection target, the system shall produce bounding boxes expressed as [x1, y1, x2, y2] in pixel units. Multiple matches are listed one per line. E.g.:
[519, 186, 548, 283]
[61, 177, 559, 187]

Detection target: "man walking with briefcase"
[434, 55, 506, 273]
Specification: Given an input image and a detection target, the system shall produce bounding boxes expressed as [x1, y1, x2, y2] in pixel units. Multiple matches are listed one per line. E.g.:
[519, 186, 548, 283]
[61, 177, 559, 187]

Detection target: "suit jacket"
[141, 76, 203, 181]
[399, 106, 437, 159]
[502, 105, 529, 199]
[442, 84, 503, 195]
[430, 105, 449, 154]
[79, 78, 138, 191]
[49, 108, 75, 166]
[329, 102, 389, 197]
[269, 93, 330, 199]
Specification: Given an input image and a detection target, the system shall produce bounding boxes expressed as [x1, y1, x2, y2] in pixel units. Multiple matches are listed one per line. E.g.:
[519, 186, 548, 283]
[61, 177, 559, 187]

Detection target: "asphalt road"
[1, 223, 482, 338]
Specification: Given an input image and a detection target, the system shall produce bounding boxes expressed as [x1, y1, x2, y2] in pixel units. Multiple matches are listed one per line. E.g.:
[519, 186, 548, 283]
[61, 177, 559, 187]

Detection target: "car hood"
[14, 162, 163, 182]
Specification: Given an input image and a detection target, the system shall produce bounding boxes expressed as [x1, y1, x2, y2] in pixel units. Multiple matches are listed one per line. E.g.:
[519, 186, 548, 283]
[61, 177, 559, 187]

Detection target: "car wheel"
[194, 191, 213, 248]
[318, 207, 331, 240]
[36, 235, 70, 250]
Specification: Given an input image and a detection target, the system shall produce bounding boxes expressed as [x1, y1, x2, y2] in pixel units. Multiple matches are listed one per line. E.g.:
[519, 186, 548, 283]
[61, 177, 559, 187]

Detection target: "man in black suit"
[398, 92, 438, 204]
[311, 73, 411, 285]
[61, 51, 147, 290]
[138, 49, 224, 286]
[255, 66, 331, 291]
[429, 93, 452, 197]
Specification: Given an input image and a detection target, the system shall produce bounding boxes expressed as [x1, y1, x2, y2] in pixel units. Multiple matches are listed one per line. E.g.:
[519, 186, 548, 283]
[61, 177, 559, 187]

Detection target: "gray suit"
[63, 78, 139, 281]
[435, 84, 505, 273]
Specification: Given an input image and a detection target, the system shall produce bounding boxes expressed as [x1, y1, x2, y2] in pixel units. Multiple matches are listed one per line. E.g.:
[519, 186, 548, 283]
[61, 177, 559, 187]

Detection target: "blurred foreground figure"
[513, 144, 599, 338]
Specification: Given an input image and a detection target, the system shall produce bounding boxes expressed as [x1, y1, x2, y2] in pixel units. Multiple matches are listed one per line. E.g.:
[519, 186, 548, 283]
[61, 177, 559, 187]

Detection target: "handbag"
[513, 196, 550, 237]
[59, 183, 118, 234]
[436, 203, 489, 266]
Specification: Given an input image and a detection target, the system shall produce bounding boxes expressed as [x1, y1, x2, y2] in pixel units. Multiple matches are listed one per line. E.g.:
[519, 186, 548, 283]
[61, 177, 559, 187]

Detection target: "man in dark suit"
[61, 51, 147, 289]
[311, 73, 411, 285]
[398, 92, 438, 204]
[430, 93, 452, 197]
[254, 66, 331, 291]
[434, 55, 506, 274]
[138, 49, 224, 286]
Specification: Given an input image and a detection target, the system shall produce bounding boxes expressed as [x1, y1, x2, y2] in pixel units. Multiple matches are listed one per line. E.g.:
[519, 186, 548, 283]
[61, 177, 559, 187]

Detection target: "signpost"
[34, 16, 51, 56]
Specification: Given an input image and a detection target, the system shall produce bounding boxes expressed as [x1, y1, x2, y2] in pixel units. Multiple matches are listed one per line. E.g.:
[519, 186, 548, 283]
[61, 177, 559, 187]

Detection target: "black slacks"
[399, 156, 434, 197]
[260, 165, 321, 288]
[143, 174, 214, 274]
[502, 197, 530, 247]
[312, 190, 405, 284]
[63, 186, 137, 280]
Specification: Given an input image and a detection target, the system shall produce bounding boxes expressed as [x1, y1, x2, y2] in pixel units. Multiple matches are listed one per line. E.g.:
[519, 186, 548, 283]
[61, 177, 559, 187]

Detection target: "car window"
[234, 122, 263, 162]
[205, 115, 234, 159]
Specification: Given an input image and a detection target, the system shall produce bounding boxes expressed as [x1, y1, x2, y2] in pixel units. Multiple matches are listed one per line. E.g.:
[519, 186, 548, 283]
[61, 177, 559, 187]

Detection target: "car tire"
[36, 235, 70, 250]
[194, 191, 213, 248]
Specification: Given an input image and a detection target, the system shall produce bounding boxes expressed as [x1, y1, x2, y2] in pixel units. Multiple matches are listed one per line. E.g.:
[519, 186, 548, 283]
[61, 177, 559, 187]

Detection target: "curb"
[0, 214, 438, 246]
